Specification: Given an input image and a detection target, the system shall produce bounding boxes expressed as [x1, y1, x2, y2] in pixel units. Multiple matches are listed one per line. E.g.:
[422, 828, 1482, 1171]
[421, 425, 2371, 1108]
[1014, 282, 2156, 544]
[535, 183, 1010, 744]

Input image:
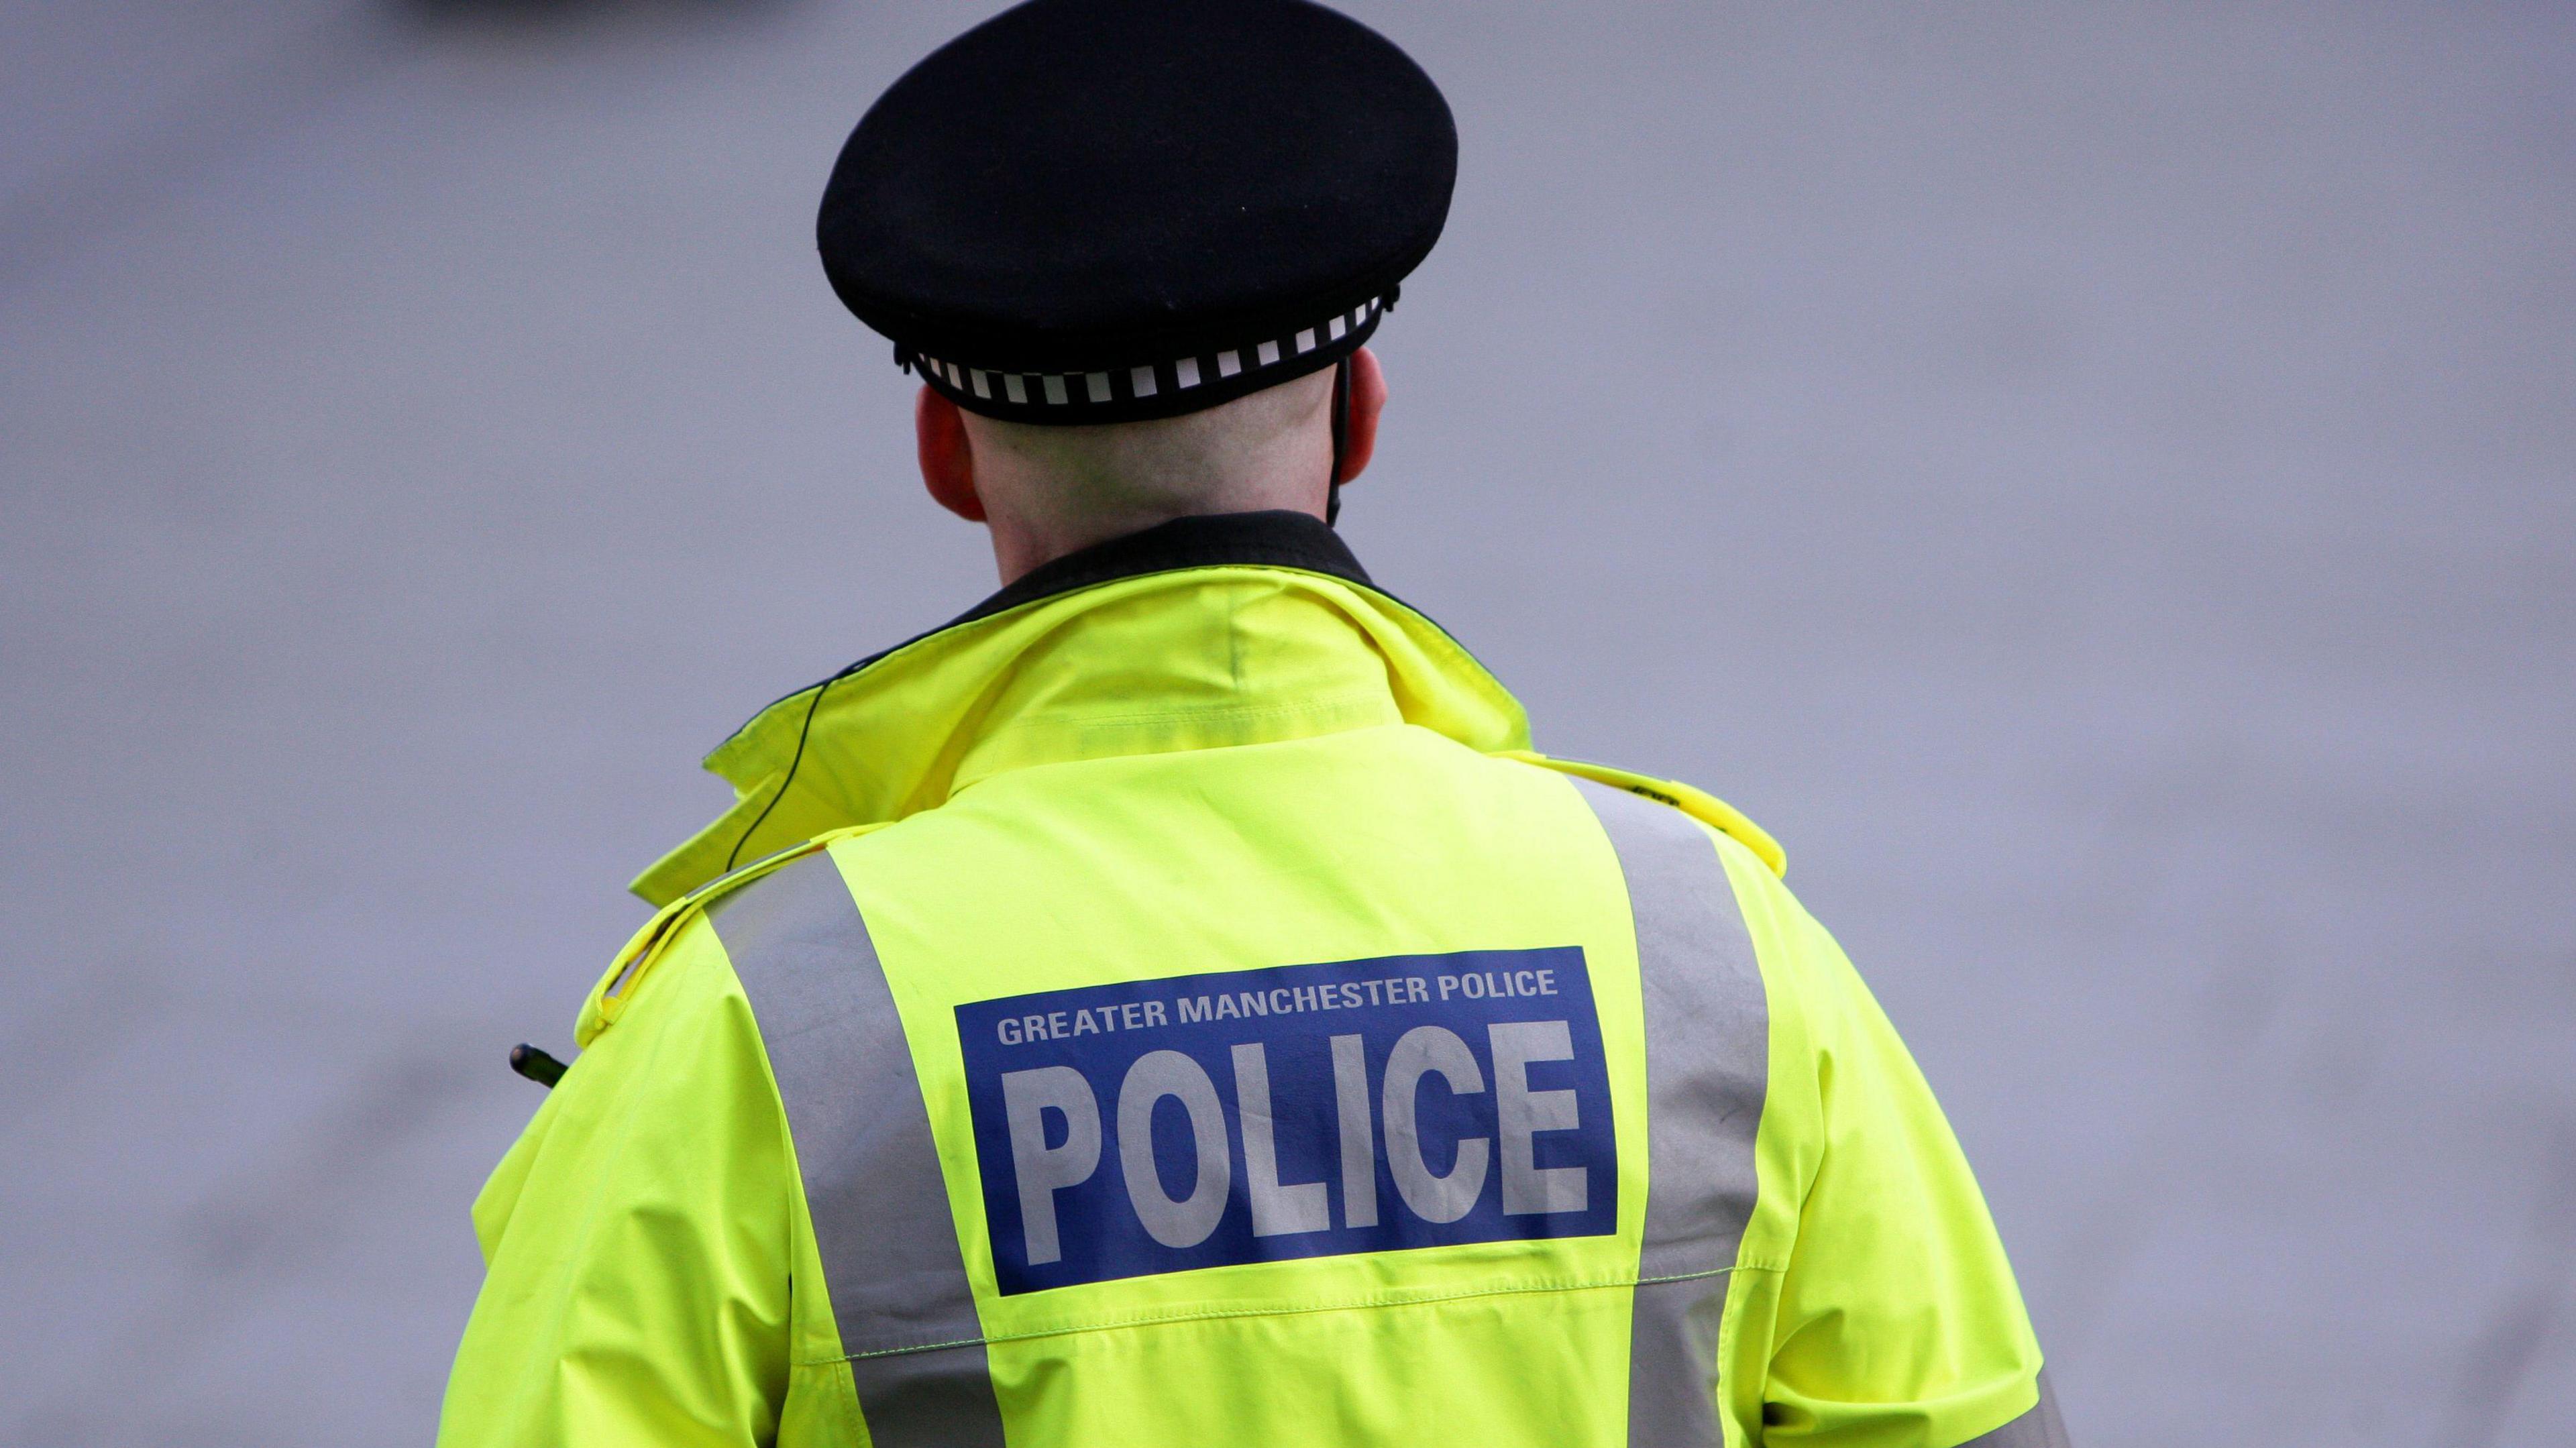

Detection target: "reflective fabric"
[708, 854, 1004, 1448]
[1571, 777, 1768, 1447]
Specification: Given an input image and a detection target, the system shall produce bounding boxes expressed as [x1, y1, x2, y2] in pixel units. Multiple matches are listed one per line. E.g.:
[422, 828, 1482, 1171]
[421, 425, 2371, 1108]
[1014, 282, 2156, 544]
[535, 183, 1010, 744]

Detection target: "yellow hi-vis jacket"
[439, 512, 2065, 1448]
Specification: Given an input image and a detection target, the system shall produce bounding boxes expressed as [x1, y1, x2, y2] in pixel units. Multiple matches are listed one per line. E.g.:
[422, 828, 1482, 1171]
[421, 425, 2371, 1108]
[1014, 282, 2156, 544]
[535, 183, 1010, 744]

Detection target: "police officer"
[439, 2, 2069, 1445]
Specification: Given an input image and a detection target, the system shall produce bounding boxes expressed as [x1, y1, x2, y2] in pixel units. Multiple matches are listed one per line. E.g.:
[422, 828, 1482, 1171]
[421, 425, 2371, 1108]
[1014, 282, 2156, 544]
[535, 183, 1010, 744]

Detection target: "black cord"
[722, 664, 843, 871]
[1326, 355, 1352, 527]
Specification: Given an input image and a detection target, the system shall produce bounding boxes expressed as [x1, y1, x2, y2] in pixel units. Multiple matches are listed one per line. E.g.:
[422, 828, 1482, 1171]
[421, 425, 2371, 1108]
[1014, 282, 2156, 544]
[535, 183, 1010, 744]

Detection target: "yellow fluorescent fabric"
[441, 561, 2047, 1447]
[1498, 749, 1787, 878]
[627, 567, 1528, 906]
[835, 724, 1652, 1445]
[441, 915, 858, 1446]
[1715, 840, 2047, 1446]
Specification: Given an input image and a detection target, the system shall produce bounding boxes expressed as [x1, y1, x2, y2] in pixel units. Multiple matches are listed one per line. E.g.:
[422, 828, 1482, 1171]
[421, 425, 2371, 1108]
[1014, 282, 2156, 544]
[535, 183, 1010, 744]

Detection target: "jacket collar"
[952, 509, 1374, 628]
[730, 511, 1379, 722]
[630, 510, 1527, 904]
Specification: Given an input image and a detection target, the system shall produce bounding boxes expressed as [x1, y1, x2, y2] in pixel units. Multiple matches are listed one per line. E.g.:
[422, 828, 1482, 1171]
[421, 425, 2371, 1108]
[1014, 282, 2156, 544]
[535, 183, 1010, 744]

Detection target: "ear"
[915, 386, 985, 522]
[1334, 346, 1388, 485]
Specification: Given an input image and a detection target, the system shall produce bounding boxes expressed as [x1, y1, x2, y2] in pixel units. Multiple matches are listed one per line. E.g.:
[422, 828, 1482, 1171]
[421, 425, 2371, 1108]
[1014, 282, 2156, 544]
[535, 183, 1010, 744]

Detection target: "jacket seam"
[801, 1265, 1754, 1365]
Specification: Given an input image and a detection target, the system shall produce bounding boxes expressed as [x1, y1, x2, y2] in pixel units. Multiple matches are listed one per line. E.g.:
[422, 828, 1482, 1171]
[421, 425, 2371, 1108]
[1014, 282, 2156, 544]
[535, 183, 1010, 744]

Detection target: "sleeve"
[1748, 899, 2064, 1448]
[435, 920, 822, 1447]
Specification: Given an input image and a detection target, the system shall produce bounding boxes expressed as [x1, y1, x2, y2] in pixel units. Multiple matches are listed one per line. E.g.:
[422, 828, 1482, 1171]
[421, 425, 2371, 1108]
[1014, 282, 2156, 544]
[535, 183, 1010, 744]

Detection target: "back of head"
[959, 369, 1336, 534]
[820, 0, 1440, 576]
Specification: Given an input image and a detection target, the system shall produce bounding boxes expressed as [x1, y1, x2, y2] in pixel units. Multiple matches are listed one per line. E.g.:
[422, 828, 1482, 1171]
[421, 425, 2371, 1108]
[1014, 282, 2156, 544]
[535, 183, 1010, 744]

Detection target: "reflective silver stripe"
[1625, 1276, 1729, 1447]
[845, 1347, 1008, 1448]
[1570, 778, 1768, 1448]
[708, 853, 1005, 1448]
[1957, 1372, 2072, 1448]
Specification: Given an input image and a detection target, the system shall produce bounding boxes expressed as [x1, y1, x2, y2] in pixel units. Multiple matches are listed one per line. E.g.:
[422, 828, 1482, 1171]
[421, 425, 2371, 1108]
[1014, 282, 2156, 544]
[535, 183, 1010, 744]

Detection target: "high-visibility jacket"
[439, 511, 2066, 1448]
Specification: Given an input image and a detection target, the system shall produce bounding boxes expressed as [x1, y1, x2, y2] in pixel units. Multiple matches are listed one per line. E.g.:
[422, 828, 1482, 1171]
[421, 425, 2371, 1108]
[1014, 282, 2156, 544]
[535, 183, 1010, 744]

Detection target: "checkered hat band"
[912, 297, 1384, 422]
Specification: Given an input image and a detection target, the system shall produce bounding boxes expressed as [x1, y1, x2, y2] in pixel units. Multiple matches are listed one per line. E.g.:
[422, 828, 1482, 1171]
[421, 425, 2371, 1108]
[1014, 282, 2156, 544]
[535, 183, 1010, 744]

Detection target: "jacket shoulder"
[1496, 750, 1785, 877]
[577, 824, 890, 1046]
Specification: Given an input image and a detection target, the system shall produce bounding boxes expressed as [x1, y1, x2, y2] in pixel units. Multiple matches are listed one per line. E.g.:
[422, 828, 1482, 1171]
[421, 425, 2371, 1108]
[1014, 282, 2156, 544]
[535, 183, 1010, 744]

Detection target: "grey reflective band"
[1570, 779, 1770, 1448]
[708, 854, 1006, 1448]
[1957, 1372, 2072, 1448]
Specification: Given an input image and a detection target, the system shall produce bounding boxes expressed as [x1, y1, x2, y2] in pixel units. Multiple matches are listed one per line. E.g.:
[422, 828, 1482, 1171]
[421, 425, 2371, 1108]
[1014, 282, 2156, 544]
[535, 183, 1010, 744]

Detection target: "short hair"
[959, 367, 1334, 514]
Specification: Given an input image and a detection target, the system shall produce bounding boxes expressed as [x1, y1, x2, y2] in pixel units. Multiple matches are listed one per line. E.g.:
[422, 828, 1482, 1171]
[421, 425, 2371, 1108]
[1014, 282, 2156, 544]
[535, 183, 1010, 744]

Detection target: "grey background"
[3, 1, 2569, 1443]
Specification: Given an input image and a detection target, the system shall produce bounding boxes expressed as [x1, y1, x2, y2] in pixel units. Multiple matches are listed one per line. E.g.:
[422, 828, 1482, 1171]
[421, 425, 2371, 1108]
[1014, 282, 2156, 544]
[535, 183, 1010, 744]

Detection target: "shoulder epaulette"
[1498, 750, 1786, 878]
[576, 823, 888, 1046]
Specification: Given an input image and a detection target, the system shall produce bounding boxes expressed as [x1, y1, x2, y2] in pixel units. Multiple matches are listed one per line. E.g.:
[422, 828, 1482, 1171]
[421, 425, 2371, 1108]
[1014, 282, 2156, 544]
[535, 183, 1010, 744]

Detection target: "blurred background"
[3, 1, 2571, 1443]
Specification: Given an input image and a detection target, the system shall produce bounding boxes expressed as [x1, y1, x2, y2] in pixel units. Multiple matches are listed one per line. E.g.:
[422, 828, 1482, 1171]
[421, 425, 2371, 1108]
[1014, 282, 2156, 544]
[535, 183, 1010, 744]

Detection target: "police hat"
[818, 0, 1456, 425]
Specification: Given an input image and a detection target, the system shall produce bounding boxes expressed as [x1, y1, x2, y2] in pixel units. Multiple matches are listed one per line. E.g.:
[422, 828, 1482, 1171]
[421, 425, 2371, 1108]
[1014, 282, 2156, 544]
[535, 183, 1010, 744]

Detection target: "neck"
[987, 497, 1327, 583]
[957, 370, 1340, 583]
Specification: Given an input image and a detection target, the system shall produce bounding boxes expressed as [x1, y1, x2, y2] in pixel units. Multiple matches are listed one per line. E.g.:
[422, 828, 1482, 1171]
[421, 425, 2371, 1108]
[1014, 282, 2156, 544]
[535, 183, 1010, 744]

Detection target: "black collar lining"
[951, 508, 1371, 627]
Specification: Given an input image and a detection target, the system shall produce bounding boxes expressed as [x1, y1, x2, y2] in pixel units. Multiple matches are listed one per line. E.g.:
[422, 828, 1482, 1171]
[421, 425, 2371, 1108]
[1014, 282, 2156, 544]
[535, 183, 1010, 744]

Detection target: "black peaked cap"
[818, 0, 1456, 425]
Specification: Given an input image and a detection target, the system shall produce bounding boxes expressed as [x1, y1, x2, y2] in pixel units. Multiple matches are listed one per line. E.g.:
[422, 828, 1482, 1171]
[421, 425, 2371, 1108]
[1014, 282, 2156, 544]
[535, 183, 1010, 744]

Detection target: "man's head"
[916, 349, 1388, 583]
[817, 0, 1450, 580]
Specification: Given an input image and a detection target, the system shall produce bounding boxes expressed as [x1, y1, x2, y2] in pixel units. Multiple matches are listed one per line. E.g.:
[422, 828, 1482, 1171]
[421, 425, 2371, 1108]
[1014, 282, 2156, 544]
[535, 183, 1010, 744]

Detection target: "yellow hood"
[631, 521, 1529, 906]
